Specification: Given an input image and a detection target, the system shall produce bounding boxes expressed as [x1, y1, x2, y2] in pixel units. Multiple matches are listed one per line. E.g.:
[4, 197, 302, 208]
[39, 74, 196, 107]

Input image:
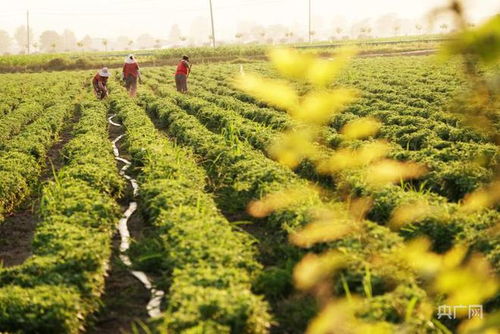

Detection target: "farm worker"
[93, 67, 110, 100]
[175, 55, 191, 93]
[123, 54, 141, 97]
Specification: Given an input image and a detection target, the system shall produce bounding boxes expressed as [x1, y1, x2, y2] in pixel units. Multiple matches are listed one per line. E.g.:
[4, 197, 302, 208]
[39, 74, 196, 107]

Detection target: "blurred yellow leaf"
[294, 251, 345, 291]
[234, 73, 299, 111]
[247, 186, 319, 218]
[403, 238, 443, 276]
[317, 141, 391, 174]
[306, 298, 392, 334]
[268, 48, 313, 80]
[458, 311, 500, 334]
[389, 200, 433, 228]
[295, 88, 358, 124]
[306, 300, 355, 334]
[461, 180, 500, 212]
[365, 159, 427, 186]
[307, 47, 357, 87]
[290, 219, 354, 247]
[348, 197, 373, 222]
[341, 117, 382, 140]
[268, 127, 321, 168]
[435, 254, 499, 306]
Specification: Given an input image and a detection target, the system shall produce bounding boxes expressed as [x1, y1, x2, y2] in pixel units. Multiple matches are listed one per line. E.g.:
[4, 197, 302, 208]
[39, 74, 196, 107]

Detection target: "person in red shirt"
[122, 54, 141, 97]
[92, 67, 110, 100]
[175, 55, 191, 93]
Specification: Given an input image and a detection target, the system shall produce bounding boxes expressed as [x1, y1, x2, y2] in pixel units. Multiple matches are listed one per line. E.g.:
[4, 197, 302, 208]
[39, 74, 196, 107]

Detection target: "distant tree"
[128, 40, 134, 49]
[102, 39, 108, 52]
[61, 29, 77, 51]
[0, 30, 12, 54]
[285, 32, 294, 43]
[137, 33, 155, 49]
[393, 25, 401, 36]
[39, 30, 60, 53]
[76, 41, 84, 53]
[116, 36, 131, 50]
[81, 35, 92, 50]
[168, 24, 182, 44]
[440, 23, 449, 33]
[235, 33, 244, 41]
[179, 36, 187, 42]
[32, 41, 38, 53]
[336, 27, 343, 36]
[154, 39, 161, 49]
[14, 25, 33, 53]
[416, 24, 423, 34]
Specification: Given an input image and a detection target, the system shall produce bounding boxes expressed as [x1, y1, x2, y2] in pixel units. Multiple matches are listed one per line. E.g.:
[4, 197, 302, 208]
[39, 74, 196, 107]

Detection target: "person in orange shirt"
[175, 55, 191, 93]
[92, 67, 110, 100]
[122, 54, 141, 97]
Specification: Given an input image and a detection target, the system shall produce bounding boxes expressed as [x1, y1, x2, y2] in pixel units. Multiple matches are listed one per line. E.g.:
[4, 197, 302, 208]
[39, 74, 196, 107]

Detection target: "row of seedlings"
[0, 96, 123, 333]
[0, 77, 84, 223]
[137, 91, 433, 331]
[109, 88, 272, 333]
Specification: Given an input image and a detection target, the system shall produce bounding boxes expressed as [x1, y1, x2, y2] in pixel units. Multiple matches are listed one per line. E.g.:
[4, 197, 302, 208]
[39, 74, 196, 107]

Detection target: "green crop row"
[147, 69, 292, 131]
[0, 97, 123, 333]
[0, 80, 83, 222]
[186, 61, 498, 202]
[108, 86, 271, 333]
[135, 90, 441, 331]
[140, 73, 497, 263]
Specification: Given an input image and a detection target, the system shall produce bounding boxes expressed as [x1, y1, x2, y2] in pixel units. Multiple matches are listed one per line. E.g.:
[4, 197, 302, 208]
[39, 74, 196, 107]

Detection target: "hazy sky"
[0, 0, 498, 39]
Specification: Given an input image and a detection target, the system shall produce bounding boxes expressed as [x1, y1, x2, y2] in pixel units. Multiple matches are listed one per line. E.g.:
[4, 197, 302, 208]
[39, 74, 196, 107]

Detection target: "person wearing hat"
[93, 67, 110, 100]
[122, 54, 141, 97]
[175, 55, 191, 93]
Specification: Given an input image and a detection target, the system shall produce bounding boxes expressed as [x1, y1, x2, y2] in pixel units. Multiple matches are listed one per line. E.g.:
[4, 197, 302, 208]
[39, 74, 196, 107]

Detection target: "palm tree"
[102, 39, 108, 52]
[260, 31, 266, 43]
[393, 25, 401, 37]
[77, 41, 84, 53]
[415, 24, 423, 35]
[235, 32, 243, 42]
[310, 30, 316, 42]
[440, 24, 448, 34]
[366, 27, 372, 38]
[154, 39, 161, 49]
[50, 42, 57, 53]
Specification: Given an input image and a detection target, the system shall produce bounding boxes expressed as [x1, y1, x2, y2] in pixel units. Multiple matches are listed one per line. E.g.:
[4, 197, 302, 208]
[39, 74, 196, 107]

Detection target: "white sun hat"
[125, 54, 136, 64]
[99, 67, 110, 77]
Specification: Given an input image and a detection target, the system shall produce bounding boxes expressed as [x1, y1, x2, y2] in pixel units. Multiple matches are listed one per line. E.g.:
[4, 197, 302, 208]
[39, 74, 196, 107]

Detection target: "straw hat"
[99, 67, 110, 77]
[125, 54, 136, 64]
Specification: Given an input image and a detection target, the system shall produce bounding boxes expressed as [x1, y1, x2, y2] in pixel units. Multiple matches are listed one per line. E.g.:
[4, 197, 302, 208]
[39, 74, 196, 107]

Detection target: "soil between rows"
[88, 113, 151, 334]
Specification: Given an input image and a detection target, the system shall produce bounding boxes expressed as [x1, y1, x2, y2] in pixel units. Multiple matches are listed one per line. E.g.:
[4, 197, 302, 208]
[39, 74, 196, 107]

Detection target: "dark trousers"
[175, 74, 188, 92]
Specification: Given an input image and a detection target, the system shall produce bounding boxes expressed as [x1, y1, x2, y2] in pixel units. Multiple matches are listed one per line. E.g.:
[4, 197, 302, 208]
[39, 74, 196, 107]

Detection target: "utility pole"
[209, 0, 216, 48]
[26, 10, 30, 54]
[308, 0, 312, 43]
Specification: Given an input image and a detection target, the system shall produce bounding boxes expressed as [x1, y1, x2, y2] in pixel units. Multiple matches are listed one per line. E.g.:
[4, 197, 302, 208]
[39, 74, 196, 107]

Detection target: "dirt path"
[89, 113, 163, 333]
[0, 109, 80, 267]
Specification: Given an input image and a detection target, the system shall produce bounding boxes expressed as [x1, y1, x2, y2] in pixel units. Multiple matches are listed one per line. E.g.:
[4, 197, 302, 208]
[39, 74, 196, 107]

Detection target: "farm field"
[0, 54, 498, 334]
[0, 36, 443, 73]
